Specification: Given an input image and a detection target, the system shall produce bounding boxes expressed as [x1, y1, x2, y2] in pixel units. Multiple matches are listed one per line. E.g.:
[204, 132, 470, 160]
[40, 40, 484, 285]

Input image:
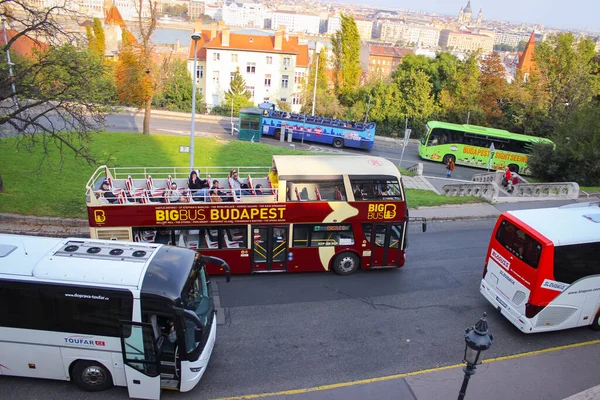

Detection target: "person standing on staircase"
[446, 158, 455, 178]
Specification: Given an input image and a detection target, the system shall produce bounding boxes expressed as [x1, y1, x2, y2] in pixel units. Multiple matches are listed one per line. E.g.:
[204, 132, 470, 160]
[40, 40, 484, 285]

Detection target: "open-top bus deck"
[86, 155, 414, 276]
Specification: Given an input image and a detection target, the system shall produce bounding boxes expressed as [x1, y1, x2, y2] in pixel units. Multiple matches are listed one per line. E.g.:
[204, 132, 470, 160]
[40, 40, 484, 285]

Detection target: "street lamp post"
[311, 51, 320, 116]
[189, 32, 201, 172]
[457, 312, 494, 400]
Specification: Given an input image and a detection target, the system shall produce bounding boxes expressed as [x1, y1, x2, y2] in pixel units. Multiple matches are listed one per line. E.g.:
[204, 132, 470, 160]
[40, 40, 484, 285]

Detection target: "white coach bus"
[480, 203, 600, 333]
[0, 234, 230, 399]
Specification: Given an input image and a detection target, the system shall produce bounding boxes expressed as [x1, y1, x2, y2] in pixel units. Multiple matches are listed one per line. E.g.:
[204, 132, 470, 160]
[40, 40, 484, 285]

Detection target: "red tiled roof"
[0, 29, 48, 58]
[369, 45, 412, 58]
[105, 5, 126, 27]
[517, 31, 536, 73]
[295, 44, 309, 67]
[189, 29, 305, 60]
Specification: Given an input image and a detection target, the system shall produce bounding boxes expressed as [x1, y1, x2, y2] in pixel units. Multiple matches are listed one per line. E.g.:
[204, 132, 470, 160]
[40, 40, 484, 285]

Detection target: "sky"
[360, 0, 600, 33]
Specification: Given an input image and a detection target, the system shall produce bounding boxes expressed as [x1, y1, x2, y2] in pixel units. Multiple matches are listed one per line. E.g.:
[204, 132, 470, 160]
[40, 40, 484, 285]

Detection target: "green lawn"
[0, 132, 482, 218]
[580, 186, 600, 193]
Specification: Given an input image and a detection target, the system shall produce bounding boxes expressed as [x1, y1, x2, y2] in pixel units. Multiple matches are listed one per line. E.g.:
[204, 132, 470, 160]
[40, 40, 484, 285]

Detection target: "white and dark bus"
[0, 234, 230, 399]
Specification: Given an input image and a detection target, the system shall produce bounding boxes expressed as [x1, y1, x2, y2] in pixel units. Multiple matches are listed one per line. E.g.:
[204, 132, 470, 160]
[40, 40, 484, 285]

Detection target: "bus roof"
[272, 155, 400, 179]
[427, 121, 554, 144]
[0, 235, 159, 289]
[506, 203, 600, 246]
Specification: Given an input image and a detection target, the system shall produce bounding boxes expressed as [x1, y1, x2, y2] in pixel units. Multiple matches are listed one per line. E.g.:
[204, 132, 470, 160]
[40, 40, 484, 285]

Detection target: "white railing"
[441, 183, 499, 203]
[405, 163, 423, 176]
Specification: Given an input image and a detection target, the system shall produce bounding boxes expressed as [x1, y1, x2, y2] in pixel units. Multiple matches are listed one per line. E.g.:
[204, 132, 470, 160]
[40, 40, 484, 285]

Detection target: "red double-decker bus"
[85, 155, 418, 275]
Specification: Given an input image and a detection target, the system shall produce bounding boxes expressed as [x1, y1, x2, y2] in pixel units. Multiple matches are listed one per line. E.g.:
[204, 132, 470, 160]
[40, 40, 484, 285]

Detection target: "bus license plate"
[496, 296, 508, 309]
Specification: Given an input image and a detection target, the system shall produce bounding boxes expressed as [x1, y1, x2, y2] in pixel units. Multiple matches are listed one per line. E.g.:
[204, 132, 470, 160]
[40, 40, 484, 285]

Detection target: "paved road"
[104, 114, 484, 181]
[2, 219, 597, 399]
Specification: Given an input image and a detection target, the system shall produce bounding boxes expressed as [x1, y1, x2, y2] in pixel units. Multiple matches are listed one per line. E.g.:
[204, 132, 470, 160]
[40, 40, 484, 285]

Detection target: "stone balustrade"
[511, 182, 580, 199]
[406, 163, 423, 176]
[441, 183, 499, 203]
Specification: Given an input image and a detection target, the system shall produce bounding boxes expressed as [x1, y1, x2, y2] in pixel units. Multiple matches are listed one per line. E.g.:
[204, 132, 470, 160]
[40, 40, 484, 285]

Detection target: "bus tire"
[332, 252, 360, 275]
[591, 311, 600, 331]
[442, 154, 455, 165]
[332, 138, 344, 148]
[71, 360, 114, 392]
[274, 129, 281, 140]
[508, 164, 519, 174]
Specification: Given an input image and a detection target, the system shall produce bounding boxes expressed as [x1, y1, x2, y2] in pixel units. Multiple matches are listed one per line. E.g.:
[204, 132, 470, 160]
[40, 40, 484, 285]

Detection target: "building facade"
[188, 0, 205, 21]
[271, 11, 320, 34]
[439, 29, 494, 53]
[458, 0, 473, 25]
[355, 18, 374, 41]
[493, 30, 533, 48]
[367, 45, 412, 79]
[188, 23, 309, 112]
[380, 22, 440, 48]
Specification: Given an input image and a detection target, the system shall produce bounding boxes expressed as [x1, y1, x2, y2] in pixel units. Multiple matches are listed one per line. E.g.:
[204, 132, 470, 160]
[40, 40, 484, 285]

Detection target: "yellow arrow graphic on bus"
[318, 202, 359, 271]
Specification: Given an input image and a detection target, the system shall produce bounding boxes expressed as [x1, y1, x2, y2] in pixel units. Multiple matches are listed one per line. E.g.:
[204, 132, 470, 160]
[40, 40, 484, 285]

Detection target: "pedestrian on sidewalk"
[446, 158, 455, 178]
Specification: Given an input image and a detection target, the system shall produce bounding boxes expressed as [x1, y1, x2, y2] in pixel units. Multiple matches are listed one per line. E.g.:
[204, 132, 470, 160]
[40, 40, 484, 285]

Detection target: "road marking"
[156, 129, 187, 135]
[215, 339, 600, 399]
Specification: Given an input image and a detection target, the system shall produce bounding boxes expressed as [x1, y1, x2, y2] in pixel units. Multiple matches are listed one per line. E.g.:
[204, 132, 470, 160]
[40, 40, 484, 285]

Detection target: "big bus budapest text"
[86, 155, 421, 276]
[418, 121, 554, 175]
[0, 234, 230, 399]
[480, 203, 600, 333]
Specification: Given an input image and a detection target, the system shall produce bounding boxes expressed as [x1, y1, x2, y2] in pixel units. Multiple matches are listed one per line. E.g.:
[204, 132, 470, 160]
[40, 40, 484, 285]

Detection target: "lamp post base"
[457, 365, 476, 400]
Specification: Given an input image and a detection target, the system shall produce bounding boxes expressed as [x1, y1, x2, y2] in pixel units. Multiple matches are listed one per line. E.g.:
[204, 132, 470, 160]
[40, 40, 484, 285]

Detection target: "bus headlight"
[190, 367, 203, 373]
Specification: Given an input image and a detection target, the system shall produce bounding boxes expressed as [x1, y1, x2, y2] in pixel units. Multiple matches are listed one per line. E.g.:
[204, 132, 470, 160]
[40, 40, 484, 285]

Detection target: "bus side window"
[292, 225, 309, 247]
[362, 223, 372, 243]
[553, 242, 600, 284]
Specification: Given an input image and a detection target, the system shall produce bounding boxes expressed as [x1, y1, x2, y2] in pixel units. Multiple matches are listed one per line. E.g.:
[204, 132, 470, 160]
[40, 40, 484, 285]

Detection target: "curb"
[0, 213, 87, 227]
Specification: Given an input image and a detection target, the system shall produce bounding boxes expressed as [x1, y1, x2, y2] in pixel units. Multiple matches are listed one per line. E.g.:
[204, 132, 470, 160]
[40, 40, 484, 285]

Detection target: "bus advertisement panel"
[86, 155, 412, 276]
[261, 110, 376, 150]
[418, 121, 554, 175]
[480, 203, 600, 333]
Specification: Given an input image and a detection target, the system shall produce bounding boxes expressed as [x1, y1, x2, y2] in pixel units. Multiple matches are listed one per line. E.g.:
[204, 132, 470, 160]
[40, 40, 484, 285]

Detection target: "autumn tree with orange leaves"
[113, 0, 158, 135]
[478, 53, 508, 125]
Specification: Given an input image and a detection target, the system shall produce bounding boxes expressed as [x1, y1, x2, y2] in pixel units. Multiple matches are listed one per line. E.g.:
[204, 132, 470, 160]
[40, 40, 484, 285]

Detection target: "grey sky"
[355, 0, 600, 33]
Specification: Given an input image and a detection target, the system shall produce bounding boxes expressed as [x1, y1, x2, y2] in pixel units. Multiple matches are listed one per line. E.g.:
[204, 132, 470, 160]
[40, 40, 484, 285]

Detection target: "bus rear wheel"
[332, 138, 344, 149]
[274, 129, 281, 140]
[332, 252, 360, 275]
[72, 360, 113, 392]
[591, 311, 600, 331]
[442, 154, 455, 165]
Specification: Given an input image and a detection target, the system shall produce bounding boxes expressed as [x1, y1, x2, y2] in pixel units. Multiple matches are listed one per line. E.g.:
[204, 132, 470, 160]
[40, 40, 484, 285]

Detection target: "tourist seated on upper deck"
[229, 169, 242, 197]
[268, 166, 279, 189]
[167, 182, 187, 203]
[255, 184, 265, 195]
[96, 181, 118, 204]
[240, 183, 252, 196]
[211, 180, 232, 202]
[353, 185, 365, 200]
[188, 171, 209, 201]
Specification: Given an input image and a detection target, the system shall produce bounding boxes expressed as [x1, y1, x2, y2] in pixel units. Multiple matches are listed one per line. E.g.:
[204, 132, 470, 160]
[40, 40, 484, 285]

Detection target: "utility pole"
[189, 32, 200, 171]
[311, 51, 320, 116]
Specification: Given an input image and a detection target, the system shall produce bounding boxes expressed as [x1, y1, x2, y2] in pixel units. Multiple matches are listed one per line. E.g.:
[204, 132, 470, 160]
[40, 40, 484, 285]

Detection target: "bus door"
[363, 223, 406, 268]
[120, 322, 161, 400]
[251, 226, 288, 272]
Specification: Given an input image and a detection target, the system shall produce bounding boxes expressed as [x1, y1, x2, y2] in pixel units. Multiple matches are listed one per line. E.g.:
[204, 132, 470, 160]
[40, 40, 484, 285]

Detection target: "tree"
[528, 103, 600, 185]
[0, 0, 114, 191]
[223, 67, 252, 114]
[135, 0, 159, 135]
[478, 53, 508, 124]
[439, 52, 482, 124]
[152, 58, 206, 112]
[114, 30, 149, 107]
[331, 14, 361, 100]
[535, 33, 600, 122]
[301, 50, 329, 114]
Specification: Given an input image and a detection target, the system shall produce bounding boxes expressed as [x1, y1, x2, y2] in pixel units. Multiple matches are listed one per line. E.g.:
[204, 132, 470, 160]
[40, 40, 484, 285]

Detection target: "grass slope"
[0, 132, 481, 218]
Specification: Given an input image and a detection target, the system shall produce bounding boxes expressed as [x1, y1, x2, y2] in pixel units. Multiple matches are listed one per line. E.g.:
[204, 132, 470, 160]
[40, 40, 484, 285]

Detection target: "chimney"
[218, 20, 225, 30]
[210, 22, 217, 40]
[222, 27, 230, 47]
[274, 26, 284, 51]
[194, 19, 203, 34]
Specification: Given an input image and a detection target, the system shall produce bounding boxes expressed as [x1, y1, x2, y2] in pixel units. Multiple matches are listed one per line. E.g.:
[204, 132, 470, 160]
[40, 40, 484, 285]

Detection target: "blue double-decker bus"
[260, 110, 376, 150]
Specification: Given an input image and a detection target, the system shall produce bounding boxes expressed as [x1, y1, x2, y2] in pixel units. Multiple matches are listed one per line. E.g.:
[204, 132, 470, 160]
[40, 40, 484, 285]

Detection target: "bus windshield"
[495, 219, 542, 269]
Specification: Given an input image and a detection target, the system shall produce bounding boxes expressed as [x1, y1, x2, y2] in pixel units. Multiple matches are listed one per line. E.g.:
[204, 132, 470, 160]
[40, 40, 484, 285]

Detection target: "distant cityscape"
[18, 0, 600, 111]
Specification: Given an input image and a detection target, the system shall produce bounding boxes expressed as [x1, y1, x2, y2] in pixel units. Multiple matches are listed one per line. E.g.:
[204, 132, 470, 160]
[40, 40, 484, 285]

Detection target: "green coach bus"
[418, 121, 554, 175]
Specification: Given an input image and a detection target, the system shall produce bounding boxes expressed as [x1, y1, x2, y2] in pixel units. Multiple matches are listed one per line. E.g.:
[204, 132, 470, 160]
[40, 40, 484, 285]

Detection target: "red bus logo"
[368, 159, 383, 166]
[315, 128, 323, 136]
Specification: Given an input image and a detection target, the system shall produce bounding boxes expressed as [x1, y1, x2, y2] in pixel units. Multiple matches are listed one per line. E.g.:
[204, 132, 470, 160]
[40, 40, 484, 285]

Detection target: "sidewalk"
[228, 341, 600, 400]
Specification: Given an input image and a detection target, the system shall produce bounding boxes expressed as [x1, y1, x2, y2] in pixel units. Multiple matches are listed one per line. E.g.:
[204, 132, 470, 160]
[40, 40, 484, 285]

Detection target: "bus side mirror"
[194, 327, 203, 342]
[201, 255, 231, 282]
[422, 222, 427, 233]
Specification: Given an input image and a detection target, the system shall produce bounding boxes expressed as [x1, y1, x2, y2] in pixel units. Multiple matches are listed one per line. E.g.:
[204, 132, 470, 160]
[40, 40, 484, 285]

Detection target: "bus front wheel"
[591, 311, 600, 331]
[332, 252, 360, 275]
[332, 138, 344, 149]
[442, 154, 455, 165]
[71, 360, 114, 392]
